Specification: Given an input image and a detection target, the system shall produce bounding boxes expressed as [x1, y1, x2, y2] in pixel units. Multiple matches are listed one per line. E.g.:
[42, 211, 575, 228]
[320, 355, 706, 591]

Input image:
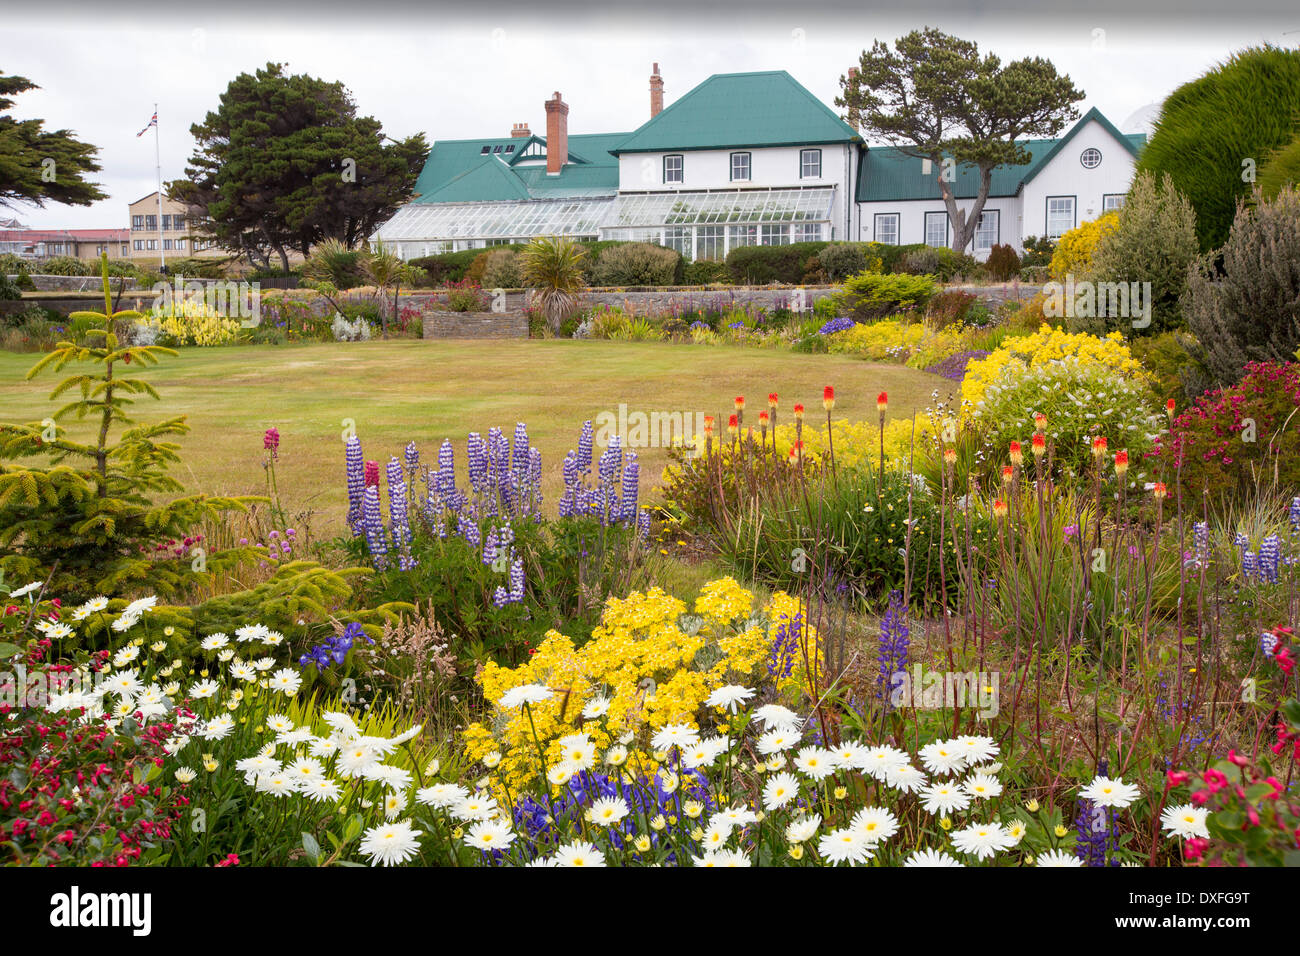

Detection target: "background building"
[374, 67, 1144, 262]
[127, 191, 225, 265]
[0, 224, 129, 261]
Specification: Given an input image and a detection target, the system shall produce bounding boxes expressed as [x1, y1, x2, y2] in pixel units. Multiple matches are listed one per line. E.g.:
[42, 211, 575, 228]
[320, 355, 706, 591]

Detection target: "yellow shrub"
[463, 578, 816, 796]
[1049, 213, 1119, 282]
[137, 296, 242, 346]
[960, 323, 1148, 417]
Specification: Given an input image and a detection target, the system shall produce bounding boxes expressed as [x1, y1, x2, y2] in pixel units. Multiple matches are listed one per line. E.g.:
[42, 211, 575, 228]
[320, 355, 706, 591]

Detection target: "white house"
[372, 66, 1144, 261]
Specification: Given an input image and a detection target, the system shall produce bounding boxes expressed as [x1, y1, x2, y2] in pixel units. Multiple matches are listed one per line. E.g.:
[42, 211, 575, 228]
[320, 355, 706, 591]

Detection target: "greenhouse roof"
[373, 196, 616, 242]
[610, 188, 835, 227]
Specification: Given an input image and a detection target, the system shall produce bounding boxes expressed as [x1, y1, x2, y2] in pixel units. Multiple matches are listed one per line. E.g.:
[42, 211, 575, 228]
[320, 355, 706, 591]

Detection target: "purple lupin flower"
[404, 441, 419, 475]
[619, 453, 640, 524]
[467, 432, 488, 494]
[876, 590, 910, 705]
[360, 485, 389, 570]
[512, 422, 530, 479]
[577, 420, 594, 471]
[1260, 534, 1281, 583]
[508, 555, 525, 602]
[636, 508, 650, 540]
[345, 436, 365, 536]
[437, 439, 456, 498]
[1291, 496, 1300, 532]
[482, 526, 499, 567]
[767, 612, 802, 679]
[560, 451, 579, 518]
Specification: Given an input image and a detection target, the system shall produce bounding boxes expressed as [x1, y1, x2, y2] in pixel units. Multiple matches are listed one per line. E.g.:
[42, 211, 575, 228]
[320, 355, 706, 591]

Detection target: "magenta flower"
[263, 427, 280, 459]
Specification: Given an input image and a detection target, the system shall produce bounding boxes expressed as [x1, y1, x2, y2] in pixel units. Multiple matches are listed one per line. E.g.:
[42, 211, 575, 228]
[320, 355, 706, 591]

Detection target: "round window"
[1080, 148, 1102, 169]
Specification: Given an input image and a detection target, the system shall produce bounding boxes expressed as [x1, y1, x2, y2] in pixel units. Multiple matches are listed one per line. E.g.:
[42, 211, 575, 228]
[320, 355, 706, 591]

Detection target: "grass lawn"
[0, 339, 946, 535]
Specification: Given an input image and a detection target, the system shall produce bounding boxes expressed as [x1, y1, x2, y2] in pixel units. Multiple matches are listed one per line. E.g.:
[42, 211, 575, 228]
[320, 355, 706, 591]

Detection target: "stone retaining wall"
[422, 310, 527, 339]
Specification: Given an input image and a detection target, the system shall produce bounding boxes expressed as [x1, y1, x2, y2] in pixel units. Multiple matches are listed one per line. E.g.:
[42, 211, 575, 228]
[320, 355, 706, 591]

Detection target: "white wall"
[855, 196, 1022, 259]
[1020, 120, 1137, 242]
[616, 143, 855, 240]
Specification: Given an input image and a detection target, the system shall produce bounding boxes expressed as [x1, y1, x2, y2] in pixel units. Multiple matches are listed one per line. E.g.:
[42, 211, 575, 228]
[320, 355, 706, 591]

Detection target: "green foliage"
[1072, 171, 1199, 337]
[984, 243, 1021, 281]
[1019, 235, 1056, 268]
[520, 236, 586, 335]
[681, 259, 732, 285]
[408, 248, 496, 286]
[0, 272, 20, 301]
[1185, 187, 1300, 384]
[1127, 330, 1212, 404]
[839, 27, 1082, 251]
[0, 72, 106, 209]
[923, 290, 979, 329]
[481, 248, 523, 289]
[302, 238, 370, 291]
[172, 62, 428, 270]
[827, 270, 937, 321]
[898, 246, 977, 281]
[1136, 45, 1300, 250]
[590, 241, 682, 287]
[1258, 133, 1300, 201]
[724, 241, 829, 284]
[35, 256, 93, 277]
[820, 242, 883, 281]
[0, 255, 259, 601]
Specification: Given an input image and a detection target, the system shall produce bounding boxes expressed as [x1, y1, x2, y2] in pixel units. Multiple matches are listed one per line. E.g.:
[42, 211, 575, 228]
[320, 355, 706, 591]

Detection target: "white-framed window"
[146, 239, 158, 251]
[973, 210, 999, 252]
[924, 211, 949, 248]
[163, 239, 173, 250]
[760, 224, 790, 246]
[175, 239, 186, 251]
[730, 152, 751, 182]
[728, 224, 757, 248]
[133, 240, 144, 251]
[697, 225, 725, 261]
[1046, 196, 1076, 238]
[874, 213, 900, 246]
[794, 223, 822, 242]
[1102, 193, 1125, 212]
[145, 215, 157, 230]
[161, 215, 172, 230]
[663, 227, 691, 255]
[663, 154, 684, 184]
[800, 149, 822, 179]
[132, 215, 144, 230]
[1080, 148, 1102, 169]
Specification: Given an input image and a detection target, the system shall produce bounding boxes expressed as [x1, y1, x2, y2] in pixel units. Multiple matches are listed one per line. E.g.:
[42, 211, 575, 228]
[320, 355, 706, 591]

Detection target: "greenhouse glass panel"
[372, 197, 616, 243]
[610, 188, 833, 228]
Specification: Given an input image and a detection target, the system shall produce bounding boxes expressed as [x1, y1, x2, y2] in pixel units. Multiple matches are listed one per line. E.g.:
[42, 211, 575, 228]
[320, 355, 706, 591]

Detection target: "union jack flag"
[137, 111, 157, 137]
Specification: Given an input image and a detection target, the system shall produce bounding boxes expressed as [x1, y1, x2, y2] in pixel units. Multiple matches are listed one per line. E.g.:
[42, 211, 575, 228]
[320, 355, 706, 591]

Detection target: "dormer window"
[1080, 148, 1102, 169]
[493, 145, 503, 153]
[480, 146, 491, 154]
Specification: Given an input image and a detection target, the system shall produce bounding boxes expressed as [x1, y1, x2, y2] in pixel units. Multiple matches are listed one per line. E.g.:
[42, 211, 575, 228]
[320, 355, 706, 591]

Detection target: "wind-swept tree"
[0, 71, 105, 209]
[837, 28, 1083, 253]
[172, 63, 428, 271]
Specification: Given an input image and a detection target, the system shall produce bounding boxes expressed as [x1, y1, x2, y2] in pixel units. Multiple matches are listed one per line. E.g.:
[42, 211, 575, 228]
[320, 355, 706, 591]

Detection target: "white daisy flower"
[756, 728, 802, 755]
[919, 781, 972, 816]
[358, 820, 423, 867]
[1080, 774, 1142, 809]
[498, 683, 553, 709]
[950, 822, 1014, 860]
[905, 848, 965, 867]
[919, 740, 968, 776]
[964, 772, 1004, 800]
[818, 827, 874, 865]
[552, 840, 606, 867]
[885, 763, 927, 793]
[1036, 849, 1085, 867]
[415, 783, 467, 809]
[793, 746, 836, 781]
[465, 818, 515, 852]
[587, 796, 631, 827]
[785, 814, 821, 844]
[199, 634, 230, 651]
[650, 722, 700, 751]
[704, 684, 755, 714]
[850, 806, 899, 844]
[1159, 803, 1210, 840]
[762, 771, 801, 810]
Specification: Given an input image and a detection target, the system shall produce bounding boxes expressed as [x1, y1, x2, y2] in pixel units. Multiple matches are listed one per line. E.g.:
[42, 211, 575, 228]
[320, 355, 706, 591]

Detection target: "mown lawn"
[0, 339, 946, 535]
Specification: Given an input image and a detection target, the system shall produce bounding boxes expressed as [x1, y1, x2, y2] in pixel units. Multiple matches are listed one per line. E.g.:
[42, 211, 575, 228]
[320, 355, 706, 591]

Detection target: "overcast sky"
[5, 3, 1298, 229]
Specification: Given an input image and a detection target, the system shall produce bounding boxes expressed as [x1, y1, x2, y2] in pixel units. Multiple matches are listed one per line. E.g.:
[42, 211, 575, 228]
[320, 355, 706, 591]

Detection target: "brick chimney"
[511, 122, 531, 138]
[846, 68, 860, 131]
[650, 63, 664, 119]
[544, 92, 568, 176]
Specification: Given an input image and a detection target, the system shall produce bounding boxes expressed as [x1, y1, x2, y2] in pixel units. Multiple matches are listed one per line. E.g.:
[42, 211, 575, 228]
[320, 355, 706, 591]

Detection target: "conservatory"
[372, 196, 615, 258]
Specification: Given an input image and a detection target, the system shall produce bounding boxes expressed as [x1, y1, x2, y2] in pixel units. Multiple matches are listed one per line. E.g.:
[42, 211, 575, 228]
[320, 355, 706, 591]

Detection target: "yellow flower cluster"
[463, 578, 816, 795]
[961, 324, 1147, 415]
[139, 297, 242, 346]
[1049, 213, 1119, 282]
[826, 319, 962, 362]
[770, 416, 935, 471]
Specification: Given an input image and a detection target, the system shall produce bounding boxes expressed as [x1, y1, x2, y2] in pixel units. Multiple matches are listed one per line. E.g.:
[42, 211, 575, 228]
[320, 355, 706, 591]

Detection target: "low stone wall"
[422, 310, 527, 339]
[2, 274, 142, 292]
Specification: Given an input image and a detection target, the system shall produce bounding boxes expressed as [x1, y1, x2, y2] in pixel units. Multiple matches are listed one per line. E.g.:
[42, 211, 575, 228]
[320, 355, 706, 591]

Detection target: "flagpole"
[154, 102, 166, 272]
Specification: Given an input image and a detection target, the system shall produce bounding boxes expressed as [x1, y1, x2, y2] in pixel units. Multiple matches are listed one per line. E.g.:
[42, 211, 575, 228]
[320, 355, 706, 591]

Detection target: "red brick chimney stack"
[544, 92, 568, 176]
[650, 63, 664, 119]
[846, 68, 860, 130]
[511, 123, 531, 138]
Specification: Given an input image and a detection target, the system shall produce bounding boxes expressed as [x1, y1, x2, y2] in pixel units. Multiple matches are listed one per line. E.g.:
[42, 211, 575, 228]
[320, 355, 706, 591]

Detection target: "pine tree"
[0, 254, 255, 601]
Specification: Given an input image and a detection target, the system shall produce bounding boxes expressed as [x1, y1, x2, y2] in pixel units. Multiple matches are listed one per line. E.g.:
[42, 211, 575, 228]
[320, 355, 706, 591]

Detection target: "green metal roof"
[412, 132, 628, 204]
[611, 71, 860, 154]
[856, 108, 1146, 203]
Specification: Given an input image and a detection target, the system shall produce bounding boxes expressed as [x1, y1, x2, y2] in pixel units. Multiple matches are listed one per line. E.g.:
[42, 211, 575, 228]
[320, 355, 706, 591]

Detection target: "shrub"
[1128, 330, 1213, 404]
[301, 238, 369, 290]
[1258, 132, 1300, 201]
[973, 356, 1164, 484]
[1049, 213, 1118, 282]
[924, 290, 978, 329]
[820, 243, 882, 281]
[521, 236, 586, 334]
[681, 259, 731, 285]
[481, 248, 523, 289]
[898, 246, 977, 281]
[1152, 361, 1300, 501]
[1185, 188, 1300, 384]
[984, 243, 1021, 281]
[591, 242, 681, 287]
[409, 248, 493, 286]
[874, 242, 928, 273]
[1135, 45, 1300, 250]
[962, 324, 1150, 413]
[1019, 235, 1056, 268]
[826, 271, 937, 322]
[465, 251, 491, 285]
[165, 256, 229, 279]
[0, 272, 20, 300]
[34, 256, 92, 277]
[1071, 171, 1199, 337]
[724, 241, 828, 284]
[137, 297, 243, 346]
[442, 278, 490, 312]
